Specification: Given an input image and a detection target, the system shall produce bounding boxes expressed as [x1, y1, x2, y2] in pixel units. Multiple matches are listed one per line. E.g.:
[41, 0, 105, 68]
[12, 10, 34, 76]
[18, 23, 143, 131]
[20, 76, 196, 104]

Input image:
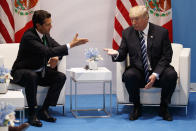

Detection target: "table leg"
[70, 78, 72, 111]
[23, 109, 25, 123]
[110, 81, 112, 115]
[103, 82, 106, 110]
[75, 82, 78, 114]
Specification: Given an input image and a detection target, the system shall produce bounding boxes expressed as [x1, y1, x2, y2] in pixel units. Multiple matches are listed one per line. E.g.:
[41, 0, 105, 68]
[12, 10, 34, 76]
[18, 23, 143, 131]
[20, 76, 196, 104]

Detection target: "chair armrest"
[57, 56, 66, 74]
[116, 61, 126, 102]
[116, 62, 126, 83]
[0, 56, 4, 66]
[179, 48, 191, 102]
[57, 56, 66, 105]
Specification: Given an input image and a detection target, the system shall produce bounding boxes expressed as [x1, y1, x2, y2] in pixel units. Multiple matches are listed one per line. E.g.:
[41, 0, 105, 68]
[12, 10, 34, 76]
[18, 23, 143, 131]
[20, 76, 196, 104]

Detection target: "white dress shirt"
[142, 23, 159, 80]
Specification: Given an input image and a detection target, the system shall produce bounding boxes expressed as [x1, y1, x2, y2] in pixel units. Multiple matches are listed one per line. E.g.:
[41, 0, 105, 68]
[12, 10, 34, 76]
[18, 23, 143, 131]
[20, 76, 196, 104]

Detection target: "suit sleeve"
[153, 30, 173, 75]
[46, 34, 66, 60]
[22, 35, 68, 58]
[112, 30, 128, 62]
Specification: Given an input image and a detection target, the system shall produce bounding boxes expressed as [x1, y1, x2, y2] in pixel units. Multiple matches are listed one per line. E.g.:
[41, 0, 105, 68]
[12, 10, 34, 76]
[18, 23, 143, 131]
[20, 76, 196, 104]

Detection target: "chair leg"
[116, 103, 119, 114]
[63, 105, 65, 116]
[185, 105, 188, 116]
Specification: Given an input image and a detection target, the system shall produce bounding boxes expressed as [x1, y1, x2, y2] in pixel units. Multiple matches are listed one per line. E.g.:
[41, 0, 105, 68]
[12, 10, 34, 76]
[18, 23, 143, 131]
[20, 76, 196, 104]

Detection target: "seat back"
[170, 43, 183, 76]
[0, 43, 19, 69]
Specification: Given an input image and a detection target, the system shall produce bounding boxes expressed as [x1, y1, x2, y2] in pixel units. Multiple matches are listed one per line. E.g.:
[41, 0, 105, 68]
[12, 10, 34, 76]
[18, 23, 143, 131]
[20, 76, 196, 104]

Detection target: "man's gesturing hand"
[69, 33, 88, 48]
[103, 48, 118, 56]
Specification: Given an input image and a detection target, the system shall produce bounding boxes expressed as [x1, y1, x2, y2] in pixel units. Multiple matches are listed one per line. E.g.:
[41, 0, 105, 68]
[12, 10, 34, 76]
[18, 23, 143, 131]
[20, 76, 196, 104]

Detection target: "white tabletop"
[0, 90, 25, 109]
[68, 67, 112, 81]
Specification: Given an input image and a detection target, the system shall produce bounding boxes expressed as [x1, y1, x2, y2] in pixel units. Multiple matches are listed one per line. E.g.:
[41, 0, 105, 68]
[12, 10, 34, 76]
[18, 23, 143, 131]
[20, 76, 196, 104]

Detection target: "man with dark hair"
[11, 10, 88, 127]
[104, 6, 177, 121]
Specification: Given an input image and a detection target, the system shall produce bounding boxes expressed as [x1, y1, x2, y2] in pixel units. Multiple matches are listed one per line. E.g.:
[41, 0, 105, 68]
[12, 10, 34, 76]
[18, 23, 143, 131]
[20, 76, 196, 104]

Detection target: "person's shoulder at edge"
[21, 28, 40, 41]
[122, 26, 136, 38]
[149, 22, 168, 32]
[123, 26, 134, 32]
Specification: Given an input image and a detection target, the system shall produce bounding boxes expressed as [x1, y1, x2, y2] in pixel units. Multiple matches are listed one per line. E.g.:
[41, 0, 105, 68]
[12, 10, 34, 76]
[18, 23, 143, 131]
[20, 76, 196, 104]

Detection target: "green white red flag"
[0, 0, 40, 43]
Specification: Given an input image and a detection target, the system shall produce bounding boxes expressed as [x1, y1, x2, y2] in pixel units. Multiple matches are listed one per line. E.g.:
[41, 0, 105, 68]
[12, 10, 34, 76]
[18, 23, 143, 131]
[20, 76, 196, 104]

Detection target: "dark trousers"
[122, 66, 177, 106]
[13, 67, 66, 109]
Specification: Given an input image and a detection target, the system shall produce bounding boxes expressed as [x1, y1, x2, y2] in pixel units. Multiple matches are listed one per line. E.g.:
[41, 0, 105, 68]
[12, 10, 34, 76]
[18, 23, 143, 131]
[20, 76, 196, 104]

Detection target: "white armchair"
[116, 43, 191, 114]
[0, 43, 66, 115]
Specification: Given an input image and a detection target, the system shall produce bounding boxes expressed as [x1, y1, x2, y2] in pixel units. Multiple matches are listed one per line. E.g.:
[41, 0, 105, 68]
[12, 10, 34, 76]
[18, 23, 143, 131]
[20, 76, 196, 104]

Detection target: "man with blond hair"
[104, 5, 177, 121]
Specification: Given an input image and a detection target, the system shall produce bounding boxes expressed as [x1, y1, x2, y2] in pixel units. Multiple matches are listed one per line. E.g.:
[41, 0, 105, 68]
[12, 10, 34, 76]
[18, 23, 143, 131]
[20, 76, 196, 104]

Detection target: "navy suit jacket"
[113, 22, 173, 76]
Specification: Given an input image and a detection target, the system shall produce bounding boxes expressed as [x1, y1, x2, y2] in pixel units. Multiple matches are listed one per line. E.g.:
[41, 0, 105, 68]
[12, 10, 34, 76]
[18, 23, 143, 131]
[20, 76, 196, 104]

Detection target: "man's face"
[36, 18, 52, 34]
[130, 15, 148, 31]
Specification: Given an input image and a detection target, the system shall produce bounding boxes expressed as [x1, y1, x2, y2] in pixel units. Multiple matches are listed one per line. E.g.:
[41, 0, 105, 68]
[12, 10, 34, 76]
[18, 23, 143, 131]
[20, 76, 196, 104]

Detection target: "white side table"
[68, 67, 112, 118]
[0, 90, 25, 123]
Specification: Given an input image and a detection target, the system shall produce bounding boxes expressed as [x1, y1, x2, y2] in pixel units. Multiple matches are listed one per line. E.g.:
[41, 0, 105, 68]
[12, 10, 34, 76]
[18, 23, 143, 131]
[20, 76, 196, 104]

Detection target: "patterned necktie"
[42, 35, 47, 77]
[139, 31, 150, 83]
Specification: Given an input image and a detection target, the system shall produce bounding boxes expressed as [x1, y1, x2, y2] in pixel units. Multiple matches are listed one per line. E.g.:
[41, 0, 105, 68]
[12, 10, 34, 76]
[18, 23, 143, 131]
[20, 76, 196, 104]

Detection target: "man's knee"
[21, 70, 38, 84]
[14, 70, 39, 89]
[122, 69, 141, 82]
[57, 72, 66, 83]
[163, 69, 177, 82]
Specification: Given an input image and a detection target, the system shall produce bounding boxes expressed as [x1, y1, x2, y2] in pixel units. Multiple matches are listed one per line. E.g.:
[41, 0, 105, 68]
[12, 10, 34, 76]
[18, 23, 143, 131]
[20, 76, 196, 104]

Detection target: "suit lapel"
[32, 28, 42, 42]
[147, 23, 155, 63]
[32, 28, 49, 46]
[130, 30, 142, 58]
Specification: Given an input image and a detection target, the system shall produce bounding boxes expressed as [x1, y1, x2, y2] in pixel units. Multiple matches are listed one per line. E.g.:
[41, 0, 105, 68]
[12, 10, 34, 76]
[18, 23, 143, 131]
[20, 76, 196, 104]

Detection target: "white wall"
[41, 0, 117, 94]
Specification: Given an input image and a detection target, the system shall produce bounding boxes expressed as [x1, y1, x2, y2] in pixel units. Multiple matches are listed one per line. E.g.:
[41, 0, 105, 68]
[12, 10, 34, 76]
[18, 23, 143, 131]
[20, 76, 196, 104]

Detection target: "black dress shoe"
[38, 109, 56, 122]
[9, 123, 30, 131]
[159, 107, 173, 121]
[28, 114, 42, 127]
[129, 105, 142, 120]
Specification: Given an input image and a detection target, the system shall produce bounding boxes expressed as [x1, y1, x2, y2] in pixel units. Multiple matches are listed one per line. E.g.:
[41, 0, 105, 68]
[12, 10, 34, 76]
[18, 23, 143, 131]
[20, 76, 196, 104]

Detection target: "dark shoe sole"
[129, 114, 141, 120]
[159, 113, 173, 121]
[28, 121, 43, 127]
[40, 117, 56, 122]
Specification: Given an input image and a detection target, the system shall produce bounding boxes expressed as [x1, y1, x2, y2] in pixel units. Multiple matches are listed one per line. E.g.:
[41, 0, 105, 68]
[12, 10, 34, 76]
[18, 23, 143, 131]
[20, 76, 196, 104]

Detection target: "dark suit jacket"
[113, 22, 173, 76]
[11, 28, 68, 82]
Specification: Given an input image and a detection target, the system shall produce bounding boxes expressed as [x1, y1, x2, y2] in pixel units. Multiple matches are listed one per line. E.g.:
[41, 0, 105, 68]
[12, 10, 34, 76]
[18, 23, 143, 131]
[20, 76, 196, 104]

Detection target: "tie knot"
[42, 35, 46, 41]
[139, 31, 144, 36]
[139, 31, 144, 40]
[42, 35, 47, 46]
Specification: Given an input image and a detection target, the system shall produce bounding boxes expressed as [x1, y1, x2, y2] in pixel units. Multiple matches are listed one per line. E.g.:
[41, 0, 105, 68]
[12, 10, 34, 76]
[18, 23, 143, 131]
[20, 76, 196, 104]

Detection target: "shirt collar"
[142, 22, 149, 36]
[35, 29, 44, 40]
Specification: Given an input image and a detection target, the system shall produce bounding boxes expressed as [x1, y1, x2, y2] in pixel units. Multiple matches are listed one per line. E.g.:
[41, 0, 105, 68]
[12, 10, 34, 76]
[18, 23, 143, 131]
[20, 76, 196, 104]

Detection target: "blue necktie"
[139, 31, 150, 83]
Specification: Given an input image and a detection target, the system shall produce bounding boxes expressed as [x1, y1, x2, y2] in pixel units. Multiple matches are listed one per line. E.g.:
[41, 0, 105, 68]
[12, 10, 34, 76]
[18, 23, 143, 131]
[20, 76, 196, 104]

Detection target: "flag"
[112, 0, 173, 50]
[0, 0, 40, 43]
[0, 0, 15, 43]
[146, 0, 173, 42]
[14, 0, 40, 42]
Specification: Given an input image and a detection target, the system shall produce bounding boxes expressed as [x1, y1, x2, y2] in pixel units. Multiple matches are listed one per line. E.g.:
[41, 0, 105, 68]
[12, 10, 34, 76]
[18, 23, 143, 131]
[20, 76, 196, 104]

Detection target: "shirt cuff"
[112, 51, 119, 60]
[66, 43, 70, 49]
[152, 72, 159, 80]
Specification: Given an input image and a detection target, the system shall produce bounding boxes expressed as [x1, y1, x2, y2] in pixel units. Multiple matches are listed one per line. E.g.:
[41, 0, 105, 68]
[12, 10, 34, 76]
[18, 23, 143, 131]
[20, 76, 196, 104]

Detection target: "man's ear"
[36, 23, 41, 29]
